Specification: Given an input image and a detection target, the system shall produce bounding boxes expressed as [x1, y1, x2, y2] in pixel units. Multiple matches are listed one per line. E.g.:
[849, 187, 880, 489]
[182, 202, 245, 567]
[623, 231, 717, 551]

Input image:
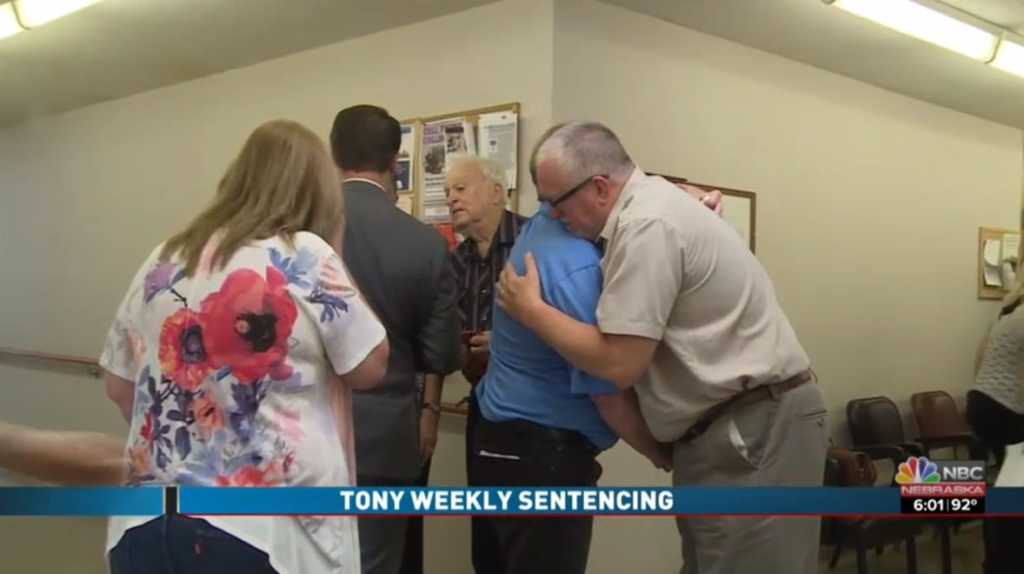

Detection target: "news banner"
[0, 457, 1015, 517]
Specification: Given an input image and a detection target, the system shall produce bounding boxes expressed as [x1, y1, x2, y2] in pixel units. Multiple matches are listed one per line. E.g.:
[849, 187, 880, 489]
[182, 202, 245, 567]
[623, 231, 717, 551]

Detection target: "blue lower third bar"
[0, 487, 164, 516]
[4, 487, 1023, 516]
[984, 488, 1024, 514]
[179, 487, 899, 516]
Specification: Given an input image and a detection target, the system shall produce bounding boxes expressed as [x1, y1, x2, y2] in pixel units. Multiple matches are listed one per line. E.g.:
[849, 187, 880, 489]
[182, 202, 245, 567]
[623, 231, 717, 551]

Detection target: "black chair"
[846, 396, 953, 574]
[847, 396, 924, 481]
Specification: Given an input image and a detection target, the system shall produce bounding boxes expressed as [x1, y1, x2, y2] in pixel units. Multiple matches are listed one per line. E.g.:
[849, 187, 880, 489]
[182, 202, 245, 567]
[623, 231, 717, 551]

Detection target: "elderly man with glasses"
[497, 121, 827, 574]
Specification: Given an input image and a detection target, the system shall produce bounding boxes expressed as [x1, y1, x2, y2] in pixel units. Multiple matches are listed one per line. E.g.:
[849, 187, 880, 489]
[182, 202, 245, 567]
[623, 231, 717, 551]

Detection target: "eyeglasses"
[547, 174, 608, 207]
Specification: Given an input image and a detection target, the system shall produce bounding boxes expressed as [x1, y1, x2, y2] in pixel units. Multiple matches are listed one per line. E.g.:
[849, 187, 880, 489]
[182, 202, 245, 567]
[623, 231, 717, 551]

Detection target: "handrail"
[0, 346, 468, 416]
[0, 346, 101, 377]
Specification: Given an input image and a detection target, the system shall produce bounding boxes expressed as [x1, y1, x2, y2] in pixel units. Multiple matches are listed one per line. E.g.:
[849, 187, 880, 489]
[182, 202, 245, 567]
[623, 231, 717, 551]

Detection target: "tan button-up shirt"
[596, 168, 810, 442]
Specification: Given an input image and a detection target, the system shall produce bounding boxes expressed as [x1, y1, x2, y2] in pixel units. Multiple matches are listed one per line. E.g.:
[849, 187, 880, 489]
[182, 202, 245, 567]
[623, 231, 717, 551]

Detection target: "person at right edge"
[971, 267, 1024, 574]
[329, 105, 460, 574]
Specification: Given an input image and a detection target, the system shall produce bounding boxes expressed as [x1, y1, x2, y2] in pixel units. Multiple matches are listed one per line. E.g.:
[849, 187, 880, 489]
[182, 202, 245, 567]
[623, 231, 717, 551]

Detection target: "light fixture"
[0, 3, 24, 39]
[823, 0, 999, 61]
[991, 35, 1024, 78]
[13, 0, 101, 29]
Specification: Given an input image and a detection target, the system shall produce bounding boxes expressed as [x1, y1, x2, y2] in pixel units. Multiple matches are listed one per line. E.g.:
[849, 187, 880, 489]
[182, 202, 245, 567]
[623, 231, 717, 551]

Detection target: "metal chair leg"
[856, 543, 868, 574]
[939, 523, 952, 574]
[830, 541, 844, 570]
[906, 535, 918, 574]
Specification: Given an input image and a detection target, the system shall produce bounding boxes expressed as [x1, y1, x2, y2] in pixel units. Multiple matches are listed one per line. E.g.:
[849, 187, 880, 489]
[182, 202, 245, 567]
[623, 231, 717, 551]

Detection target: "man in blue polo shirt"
[468, 204, 671, 574]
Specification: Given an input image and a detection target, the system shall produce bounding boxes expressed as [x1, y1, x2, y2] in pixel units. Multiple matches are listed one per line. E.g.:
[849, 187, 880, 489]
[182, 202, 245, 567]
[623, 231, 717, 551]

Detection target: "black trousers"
[358, 474, 415, 574]
[966, 390, 1024, 574]
[467, 410, 602, 574]
[466, 394, 502, 574]
[398, 457, 432, 574]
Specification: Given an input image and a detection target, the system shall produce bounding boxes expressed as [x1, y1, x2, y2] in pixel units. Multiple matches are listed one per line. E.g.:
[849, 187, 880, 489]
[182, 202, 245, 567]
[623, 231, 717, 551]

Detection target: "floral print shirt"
[100, 231, 385, 574]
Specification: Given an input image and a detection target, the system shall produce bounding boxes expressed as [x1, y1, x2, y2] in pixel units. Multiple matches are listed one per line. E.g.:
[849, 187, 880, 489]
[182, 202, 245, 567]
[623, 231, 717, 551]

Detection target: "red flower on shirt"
[128, 441, 152, 477]
[200, 267, 297, 384]
[139, 411, 155, 443]
[215, 461, 286, 486]
[158, 309, 212, 391]
[192, 392, 225, 440]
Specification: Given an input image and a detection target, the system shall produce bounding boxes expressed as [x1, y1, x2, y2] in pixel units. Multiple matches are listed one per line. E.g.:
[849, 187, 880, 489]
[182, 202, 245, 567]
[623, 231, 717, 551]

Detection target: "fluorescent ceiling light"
[828, 0, 998, 61]
[991, 37, 1024, 78]
[0, 3, 24, 39]
[13, 0, 101, 29]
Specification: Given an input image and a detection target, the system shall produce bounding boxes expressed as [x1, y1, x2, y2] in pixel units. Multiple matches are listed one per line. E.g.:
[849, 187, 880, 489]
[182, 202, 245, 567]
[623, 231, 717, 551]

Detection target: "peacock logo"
[895, 456, 940, 484]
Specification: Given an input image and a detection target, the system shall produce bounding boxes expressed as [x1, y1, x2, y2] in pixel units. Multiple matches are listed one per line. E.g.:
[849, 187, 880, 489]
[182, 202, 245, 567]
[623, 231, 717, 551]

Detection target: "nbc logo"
[895, 456, 940, 485]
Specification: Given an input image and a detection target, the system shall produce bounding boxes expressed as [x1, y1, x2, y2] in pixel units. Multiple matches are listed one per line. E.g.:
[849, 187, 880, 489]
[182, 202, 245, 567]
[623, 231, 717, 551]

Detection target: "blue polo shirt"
[476, 207, 619, 451]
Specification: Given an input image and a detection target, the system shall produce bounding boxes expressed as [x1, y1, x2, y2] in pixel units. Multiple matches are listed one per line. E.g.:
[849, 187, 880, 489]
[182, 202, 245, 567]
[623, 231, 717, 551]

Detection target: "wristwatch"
[422, 402, 442, 415]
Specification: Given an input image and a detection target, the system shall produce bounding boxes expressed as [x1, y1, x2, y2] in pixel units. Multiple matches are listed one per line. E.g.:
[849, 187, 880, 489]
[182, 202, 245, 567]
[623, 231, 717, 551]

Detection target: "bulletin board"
[978, 226, 1021, 300]
[659, 175, 757, 254]
[395, 102, 520, 251]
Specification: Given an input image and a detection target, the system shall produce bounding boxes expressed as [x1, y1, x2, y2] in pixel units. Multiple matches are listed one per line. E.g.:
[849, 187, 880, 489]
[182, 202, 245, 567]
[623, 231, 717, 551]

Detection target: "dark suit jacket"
[341, 180, 460, 479]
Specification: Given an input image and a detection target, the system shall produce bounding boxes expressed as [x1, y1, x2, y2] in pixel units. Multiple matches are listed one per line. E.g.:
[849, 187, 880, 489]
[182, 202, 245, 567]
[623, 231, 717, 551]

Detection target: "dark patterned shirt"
[452, 209, 527, 332]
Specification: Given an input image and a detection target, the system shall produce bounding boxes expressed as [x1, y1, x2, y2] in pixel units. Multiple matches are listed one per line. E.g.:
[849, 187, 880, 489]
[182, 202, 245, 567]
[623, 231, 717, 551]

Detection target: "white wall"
[556, 3, 1022, 571]
[1, 0, 1022, 572]
[555, 0, 1022, 430]
[0, 1, 553, 572]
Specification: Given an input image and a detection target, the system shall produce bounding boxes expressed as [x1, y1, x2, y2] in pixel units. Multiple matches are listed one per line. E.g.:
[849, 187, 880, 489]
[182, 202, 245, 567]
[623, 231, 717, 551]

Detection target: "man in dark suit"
[329, 105, 460, 574]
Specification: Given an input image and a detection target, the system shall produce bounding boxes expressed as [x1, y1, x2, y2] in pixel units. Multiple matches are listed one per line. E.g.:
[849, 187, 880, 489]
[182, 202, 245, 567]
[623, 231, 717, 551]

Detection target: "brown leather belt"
[678, 370, 815, 444]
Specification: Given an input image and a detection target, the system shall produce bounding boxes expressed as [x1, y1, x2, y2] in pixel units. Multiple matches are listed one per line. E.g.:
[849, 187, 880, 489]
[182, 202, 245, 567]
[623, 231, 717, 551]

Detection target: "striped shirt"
[452, 209, 527, 332]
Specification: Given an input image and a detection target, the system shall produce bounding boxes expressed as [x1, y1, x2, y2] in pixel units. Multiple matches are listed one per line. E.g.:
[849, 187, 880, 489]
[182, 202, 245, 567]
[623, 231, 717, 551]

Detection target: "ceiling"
[3, 0, 1024, 129]
[0, 0, 491, 126]
[604, 0, 1024, 129]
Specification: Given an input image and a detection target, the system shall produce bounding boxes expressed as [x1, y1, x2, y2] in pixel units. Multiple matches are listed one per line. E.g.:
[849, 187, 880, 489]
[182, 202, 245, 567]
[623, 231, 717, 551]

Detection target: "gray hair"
[529, 122, 567, 186]
[446, 153, 508, 193]
[533, 121, 634, 186]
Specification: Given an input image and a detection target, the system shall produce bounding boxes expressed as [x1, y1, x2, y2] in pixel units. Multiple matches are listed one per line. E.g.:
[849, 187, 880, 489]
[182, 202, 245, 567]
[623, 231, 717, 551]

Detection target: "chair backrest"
[911, 390, 969, 438]
[826, 448, 878, 486]
[847, 396, 905, 447]
[822, 447, 878, 539]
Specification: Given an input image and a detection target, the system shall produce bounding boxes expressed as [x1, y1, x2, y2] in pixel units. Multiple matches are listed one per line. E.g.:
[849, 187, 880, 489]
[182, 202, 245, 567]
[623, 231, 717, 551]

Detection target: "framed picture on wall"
[658, 174, 757, 254]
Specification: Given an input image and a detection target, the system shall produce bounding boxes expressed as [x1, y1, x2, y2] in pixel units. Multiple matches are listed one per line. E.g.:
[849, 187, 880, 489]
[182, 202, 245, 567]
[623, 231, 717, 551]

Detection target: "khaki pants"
[673, 382, 828, 574]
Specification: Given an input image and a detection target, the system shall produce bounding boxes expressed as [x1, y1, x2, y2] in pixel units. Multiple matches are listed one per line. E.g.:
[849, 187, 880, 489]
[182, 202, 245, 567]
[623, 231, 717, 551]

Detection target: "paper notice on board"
[421, 117, 476, 223]
[421, 121, 448, 218]
[1003, 234, 1020, 263]
[984, 239, 1003, 286]
[984, 239, 1002, 266]
[986, 266, 1004, 287]
[442, 120, 475, 157]
[479, 111, 518, 190]
[421, 202, 451, 224]
[397, 124, 416, 193]
[1003, 261, 1017, 288]
[396, 195, 414, 215]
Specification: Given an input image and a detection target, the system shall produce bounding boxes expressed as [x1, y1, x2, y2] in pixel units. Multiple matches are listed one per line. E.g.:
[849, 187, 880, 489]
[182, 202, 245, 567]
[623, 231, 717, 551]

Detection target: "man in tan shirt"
[497, 121, 827, 574]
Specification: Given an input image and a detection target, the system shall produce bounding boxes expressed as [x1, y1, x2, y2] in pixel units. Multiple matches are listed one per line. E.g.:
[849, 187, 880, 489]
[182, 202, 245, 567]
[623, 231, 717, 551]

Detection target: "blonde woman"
[100, 120, 388, 574]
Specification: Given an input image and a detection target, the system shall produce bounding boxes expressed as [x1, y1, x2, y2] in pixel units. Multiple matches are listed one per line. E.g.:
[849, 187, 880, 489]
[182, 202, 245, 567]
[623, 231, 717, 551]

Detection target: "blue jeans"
[108, 515, 278, 574]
